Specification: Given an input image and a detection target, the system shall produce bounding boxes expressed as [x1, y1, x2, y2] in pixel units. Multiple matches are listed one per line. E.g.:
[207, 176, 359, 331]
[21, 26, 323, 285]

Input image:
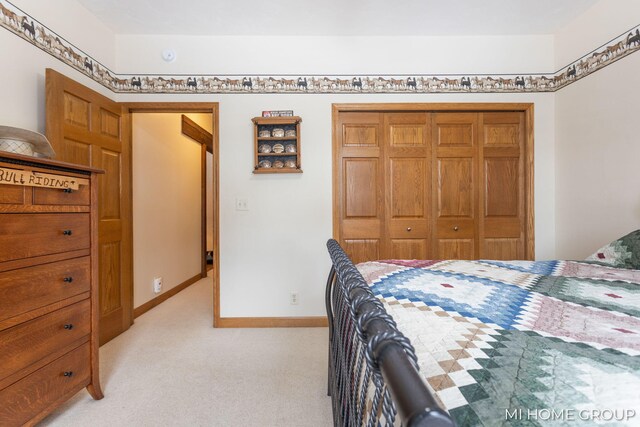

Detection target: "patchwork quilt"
[357, 259, 640, 426]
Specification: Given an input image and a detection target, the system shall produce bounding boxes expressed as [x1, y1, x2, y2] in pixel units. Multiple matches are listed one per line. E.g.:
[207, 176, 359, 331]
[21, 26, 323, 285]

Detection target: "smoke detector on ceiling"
[161, 49, 176, 63]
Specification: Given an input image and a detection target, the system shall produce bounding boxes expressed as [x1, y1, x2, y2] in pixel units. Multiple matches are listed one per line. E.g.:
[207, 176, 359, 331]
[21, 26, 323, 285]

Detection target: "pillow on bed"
[585, 229, 640, 269]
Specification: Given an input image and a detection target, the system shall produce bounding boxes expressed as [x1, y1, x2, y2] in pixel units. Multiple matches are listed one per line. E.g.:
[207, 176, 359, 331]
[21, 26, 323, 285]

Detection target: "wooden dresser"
[0, 152, 103, 426]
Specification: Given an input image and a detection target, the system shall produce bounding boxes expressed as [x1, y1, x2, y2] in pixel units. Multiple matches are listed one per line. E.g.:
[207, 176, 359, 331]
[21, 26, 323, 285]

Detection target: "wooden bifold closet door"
[334, 105, 531, 264]
[384, 113, 431, 260]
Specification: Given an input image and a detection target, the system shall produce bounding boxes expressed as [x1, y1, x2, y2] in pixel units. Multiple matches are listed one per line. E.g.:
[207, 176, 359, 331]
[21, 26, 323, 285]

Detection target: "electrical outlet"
[153, 277, 162, 294]
[290, 292, 299, 305]
[236, 198, 249, 211]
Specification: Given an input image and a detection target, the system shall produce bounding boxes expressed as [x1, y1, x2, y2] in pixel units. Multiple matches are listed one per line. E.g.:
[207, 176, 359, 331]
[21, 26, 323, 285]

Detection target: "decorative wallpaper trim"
[2, 0, 640, 95]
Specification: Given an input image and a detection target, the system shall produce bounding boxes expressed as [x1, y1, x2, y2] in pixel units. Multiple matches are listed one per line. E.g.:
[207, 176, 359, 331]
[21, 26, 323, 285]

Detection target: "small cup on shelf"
[258, 130, 271, 138]
[258, 160, 272, 168]
[272, 143, 285, 153]
[271, 128, 285, 137]
[285, 144, 296, 153]
[284, 129, 296, 137]
[284, 159, 297, 168]
[273, 160, 284, 168]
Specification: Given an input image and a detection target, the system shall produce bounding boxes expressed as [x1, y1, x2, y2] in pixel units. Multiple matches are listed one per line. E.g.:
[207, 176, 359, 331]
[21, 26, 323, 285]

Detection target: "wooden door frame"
[123, 102, 221, 327]
[332, 102, 535, 259]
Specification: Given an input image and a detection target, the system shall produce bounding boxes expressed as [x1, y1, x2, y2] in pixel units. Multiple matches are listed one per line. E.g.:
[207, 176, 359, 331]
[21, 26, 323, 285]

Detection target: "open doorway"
[181, 114, 214, 274]
[126, 103, 219, 325]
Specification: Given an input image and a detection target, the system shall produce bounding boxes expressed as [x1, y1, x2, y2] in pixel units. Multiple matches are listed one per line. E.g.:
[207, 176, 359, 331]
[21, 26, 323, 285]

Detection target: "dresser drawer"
[0, 184, 26, 204]
[0, 257, 90, 325]
[0, 300, 90, 382]
[0, 213, 90, 263]
[33, 184, 90, 206]
[0, 343, 90, 426]
[0, 183, 89, 206]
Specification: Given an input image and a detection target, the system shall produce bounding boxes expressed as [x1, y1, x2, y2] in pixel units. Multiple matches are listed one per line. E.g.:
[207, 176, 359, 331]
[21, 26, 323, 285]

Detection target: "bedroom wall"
[0, 0, 115, 133]
[114, 31, 558, 318]
[132, 113, 202, 308]
[554, 0, 640, 259]
[115, 35, 554, 75]
[118, 91, 556, 318]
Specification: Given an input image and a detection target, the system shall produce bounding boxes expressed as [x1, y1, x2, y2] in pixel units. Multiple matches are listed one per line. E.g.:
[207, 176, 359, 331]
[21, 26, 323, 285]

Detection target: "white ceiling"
[77, 0, 599, 36]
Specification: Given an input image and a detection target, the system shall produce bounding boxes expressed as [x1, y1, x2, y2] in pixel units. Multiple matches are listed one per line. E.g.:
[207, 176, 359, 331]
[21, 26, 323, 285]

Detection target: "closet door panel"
[484, 219, 521, 237]
[391, 239, 427, 260]
[343, 240, 380, 264]
[437, 219, 475, 239]
[390, 158, 427, 218]
[480, 112, 525, 260]
[336, 112, 384, 263]
[344, 159, 379, 218]
[384, 113, 431, 259]
[340, 114, 381, 157]
[433, 113, 478, 259]
[437, 158, 474, 218]
[484, 238, 520, 260]
[484, 158, 518, 217]
[389, 123, 426, 147]
[483, 113, 520, 147]
[438, 239, 474, 260]
[436, 122, 473, 148]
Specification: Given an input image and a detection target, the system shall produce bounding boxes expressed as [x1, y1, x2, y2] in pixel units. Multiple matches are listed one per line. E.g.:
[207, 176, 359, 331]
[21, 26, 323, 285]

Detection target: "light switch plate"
[236, 198, 249, 211]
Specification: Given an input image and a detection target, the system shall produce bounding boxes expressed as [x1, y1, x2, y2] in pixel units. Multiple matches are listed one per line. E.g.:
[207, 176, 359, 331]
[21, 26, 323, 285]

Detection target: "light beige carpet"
[41, 275, 332, 426]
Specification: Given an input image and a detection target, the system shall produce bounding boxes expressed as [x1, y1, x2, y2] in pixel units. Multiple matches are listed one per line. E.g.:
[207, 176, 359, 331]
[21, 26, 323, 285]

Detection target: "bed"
[325, 232, 640, 426]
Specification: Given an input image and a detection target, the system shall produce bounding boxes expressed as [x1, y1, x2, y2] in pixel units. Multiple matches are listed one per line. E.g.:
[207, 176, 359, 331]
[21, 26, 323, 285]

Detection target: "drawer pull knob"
[63, 371, 74, 377]
[63, 276, 74, 283]
[63, 188, 74, 193]
[63, 324, 74, 330]
[406, 227, 412, 232]
[453, 226, 459, 231]
[63, 230, 73, 236]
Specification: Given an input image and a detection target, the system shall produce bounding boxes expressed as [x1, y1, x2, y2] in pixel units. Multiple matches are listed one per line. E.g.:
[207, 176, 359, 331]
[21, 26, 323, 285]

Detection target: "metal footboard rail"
[326, 239, 455, 427]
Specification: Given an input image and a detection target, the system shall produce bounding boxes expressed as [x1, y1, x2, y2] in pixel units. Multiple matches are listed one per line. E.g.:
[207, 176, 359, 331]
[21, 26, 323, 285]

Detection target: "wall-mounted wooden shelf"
[252, 116, 302, 173]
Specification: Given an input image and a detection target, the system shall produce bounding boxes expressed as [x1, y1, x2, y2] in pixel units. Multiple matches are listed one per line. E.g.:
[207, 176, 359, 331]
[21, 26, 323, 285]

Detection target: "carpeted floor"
[40, 274, 332, 426]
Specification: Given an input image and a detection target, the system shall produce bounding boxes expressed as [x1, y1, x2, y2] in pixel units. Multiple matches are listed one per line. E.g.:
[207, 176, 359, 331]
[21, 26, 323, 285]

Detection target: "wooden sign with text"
[0, 167, 88, 190]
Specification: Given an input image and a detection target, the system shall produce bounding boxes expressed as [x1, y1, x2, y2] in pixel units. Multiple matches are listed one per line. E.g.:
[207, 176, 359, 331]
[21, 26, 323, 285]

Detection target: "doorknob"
[406, 227, 412, 232]
[453, 226, 459, 231]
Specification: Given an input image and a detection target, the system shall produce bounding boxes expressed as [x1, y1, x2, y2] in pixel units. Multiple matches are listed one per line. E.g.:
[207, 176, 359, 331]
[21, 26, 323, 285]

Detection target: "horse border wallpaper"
[1, 0, 639, 94]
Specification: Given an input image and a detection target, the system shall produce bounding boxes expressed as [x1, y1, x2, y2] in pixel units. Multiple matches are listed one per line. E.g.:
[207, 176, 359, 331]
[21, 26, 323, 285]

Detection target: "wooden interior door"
[432, 113, 478, 259]
[334, 112, 384, 264]
[479, 112, 525, 259]
[46, 69, 132, 344]
[383, 113, 431, 259]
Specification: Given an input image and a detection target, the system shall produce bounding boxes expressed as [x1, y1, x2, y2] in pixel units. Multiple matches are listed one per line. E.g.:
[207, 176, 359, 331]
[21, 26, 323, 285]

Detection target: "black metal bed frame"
[325, 239, 455, 427]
